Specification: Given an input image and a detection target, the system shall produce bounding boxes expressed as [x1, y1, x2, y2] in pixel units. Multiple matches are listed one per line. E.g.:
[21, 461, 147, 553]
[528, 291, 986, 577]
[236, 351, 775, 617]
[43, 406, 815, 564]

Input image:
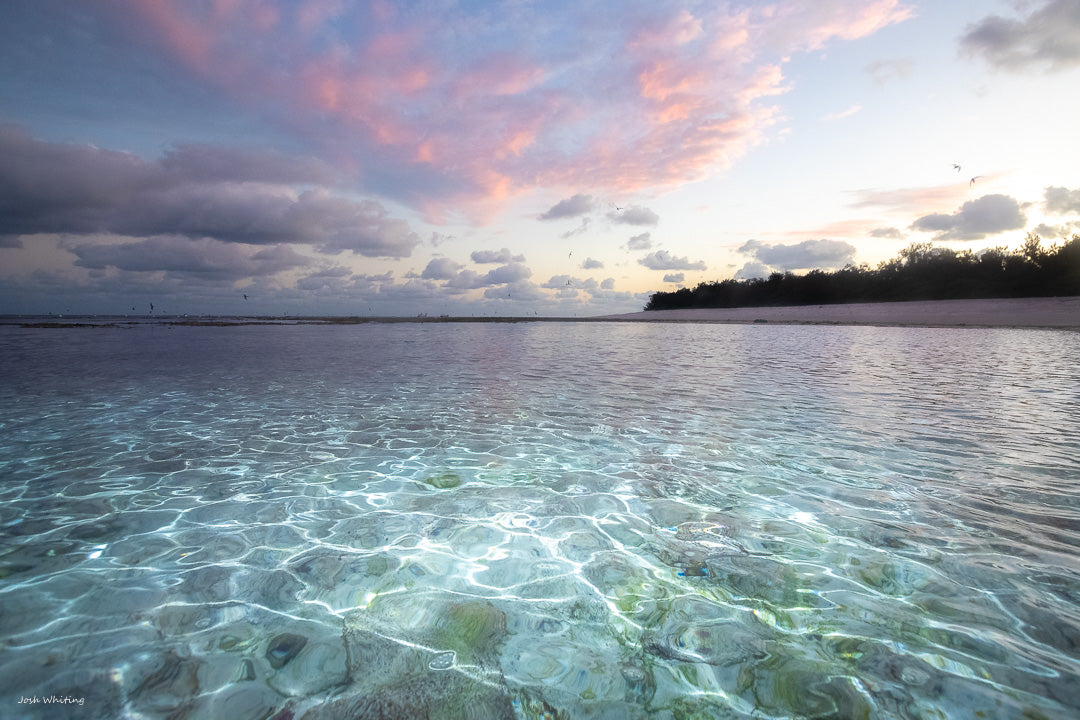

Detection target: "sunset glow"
[1, 1, 1078, 315]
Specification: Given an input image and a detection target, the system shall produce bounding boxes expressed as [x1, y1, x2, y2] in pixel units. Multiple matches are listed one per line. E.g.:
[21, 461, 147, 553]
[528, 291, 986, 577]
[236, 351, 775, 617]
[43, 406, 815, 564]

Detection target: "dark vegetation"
[645, 233, 1080, 311]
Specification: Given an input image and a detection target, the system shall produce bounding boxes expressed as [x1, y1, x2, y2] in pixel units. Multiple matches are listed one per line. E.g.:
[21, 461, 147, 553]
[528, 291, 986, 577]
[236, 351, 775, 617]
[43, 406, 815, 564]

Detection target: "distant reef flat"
[5, 296, 1078, 329]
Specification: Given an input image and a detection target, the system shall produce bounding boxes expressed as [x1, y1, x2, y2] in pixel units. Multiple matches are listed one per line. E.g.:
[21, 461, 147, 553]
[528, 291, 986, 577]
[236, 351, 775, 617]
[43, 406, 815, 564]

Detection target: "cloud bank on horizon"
[1, 0, 1079, 315]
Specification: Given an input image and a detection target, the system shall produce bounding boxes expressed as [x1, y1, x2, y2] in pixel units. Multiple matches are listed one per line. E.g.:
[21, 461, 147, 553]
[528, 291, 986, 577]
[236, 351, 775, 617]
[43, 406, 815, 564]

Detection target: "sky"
[1, 0, 1079, 317]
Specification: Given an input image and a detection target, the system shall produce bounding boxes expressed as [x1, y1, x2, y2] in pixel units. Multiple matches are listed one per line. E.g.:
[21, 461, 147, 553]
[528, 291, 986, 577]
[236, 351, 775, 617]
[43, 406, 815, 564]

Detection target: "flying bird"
[243, 294, 248, 300]
[953, 164, 961, 172]
[970, 176, 982, 187]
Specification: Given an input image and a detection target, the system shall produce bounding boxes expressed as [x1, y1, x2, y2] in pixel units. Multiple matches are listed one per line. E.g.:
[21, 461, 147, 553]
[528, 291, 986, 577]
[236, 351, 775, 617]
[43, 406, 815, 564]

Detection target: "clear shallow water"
[1, 322, 1078, 719]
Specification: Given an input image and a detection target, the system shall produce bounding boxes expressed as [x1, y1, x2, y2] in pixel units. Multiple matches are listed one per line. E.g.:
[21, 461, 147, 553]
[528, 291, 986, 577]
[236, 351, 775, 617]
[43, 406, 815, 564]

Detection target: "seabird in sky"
[970, 176, 982, 187]
[953, 164, 961, 172]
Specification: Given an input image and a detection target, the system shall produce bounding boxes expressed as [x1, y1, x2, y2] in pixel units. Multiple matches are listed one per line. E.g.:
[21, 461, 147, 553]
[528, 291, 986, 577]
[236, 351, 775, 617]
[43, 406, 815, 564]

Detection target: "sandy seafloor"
[601, 296, 1080, 328]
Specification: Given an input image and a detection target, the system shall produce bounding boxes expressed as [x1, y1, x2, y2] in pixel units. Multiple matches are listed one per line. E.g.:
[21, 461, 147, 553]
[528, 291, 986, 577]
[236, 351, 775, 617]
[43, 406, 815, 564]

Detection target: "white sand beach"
[601, 296, 1080, 329]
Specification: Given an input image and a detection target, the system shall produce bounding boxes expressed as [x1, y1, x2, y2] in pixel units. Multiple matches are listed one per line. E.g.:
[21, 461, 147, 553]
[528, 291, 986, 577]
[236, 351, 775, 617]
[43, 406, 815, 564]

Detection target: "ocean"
[1, 320, 1078, 719]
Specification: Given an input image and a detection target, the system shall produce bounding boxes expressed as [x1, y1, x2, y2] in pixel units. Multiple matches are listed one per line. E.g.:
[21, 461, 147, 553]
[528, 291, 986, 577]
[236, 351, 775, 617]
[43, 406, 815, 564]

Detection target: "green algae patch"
[431, 601, 508, 664]
[423, 472, 462, 489]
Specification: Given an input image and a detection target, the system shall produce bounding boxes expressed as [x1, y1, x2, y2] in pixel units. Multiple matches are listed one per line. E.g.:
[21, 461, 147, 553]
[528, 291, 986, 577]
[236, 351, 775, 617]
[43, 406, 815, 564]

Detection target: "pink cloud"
[116, 1, 913, 218]
[455, 55, 546, 99]
[296, 0, 345, 31]
[776, 218, 893, 240]
[631, 9, 704, 48]
[850, 181, 986, 215]
[128, 2, 216, 74]
[817, 0, 914, 44]
[757, 0, 915, 52]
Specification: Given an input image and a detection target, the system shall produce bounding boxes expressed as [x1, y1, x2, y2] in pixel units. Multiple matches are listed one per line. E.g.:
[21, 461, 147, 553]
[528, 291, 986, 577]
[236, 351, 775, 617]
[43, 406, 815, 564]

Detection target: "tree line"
[644, 233, 1080, 311]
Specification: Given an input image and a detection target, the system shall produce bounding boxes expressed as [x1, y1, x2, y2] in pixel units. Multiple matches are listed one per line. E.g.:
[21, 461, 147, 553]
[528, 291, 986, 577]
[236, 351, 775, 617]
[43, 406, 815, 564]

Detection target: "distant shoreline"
[5, 296, 1078, 329]
[602, 296, 1080, 329]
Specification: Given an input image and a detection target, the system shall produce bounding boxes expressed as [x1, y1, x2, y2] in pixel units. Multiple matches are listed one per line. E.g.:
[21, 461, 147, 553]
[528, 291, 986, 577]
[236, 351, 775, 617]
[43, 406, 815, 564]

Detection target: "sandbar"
[600, 296, 1080, 329]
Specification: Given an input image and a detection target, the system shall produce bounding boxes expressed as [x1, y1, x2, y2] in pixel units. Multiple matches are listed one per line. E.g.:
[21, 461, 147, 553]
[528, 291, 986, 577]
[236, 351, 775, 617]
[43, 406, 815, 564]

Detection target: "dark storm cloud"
[0, 126, 152, 236]
[960, 0, 1080, 72]
[738, 238, 856, 270]
[1044, 186, 1080, 214]
[609, 206, 660, 226]
[0, 126, 419, 257]
[71, 236, 311, 280]
[159, 144, 337, 185]
[471, 248, 526, 264]
[539, 194, 595, 220]
[638, 250, 706, 271]
[911, 194, 1027, 240]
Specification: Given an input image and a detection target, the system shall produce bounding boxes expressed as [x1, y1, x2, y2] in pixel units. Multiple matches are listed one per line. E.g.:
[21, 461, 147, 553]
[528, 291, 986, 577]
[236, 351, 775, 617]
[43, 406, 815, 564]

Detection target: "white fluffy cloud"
[638, 250, 706, 271]
[911, 194, 1027, 241]
[296, 266, 357, 292]
[738, 238, 856, 270]
[865, 58, 912, 85]
[734, 261, 771, 280]
[870, 227, 904, 239]
[471, 248, 526, 264]
[483, 263, 532, 284]
[539, 194, 595, 220]
[444, 263, 533, 290]
[1044, 186, 1080, 215]
[1035, 222, 1080, 239]
[422, 257, 464, 279]
[609, 206, 660, 226]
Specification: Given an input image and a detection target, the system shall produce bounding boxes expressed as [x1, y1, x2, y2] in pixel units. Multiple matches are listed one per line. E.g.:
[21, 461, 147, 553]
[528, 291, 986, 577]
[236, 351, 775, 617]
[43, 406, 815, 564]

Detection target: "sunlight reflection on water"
[0, 322, 1078, 718]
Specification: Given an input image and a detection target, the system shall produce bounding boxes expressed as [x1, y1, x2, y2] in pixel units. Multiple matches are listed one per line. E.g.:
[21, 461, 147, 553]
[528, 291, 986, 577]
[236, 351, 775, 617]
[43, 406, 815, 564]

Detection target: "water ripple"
[1, 323, 1078, 718]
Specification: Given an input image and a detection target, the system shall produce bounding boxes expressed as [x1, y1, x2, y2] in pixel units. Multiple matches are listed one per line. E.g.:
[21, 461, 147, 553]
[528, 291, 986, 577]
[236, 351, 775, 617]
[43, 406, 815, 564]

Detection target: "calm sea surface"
[1, 322, 1078, 719]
